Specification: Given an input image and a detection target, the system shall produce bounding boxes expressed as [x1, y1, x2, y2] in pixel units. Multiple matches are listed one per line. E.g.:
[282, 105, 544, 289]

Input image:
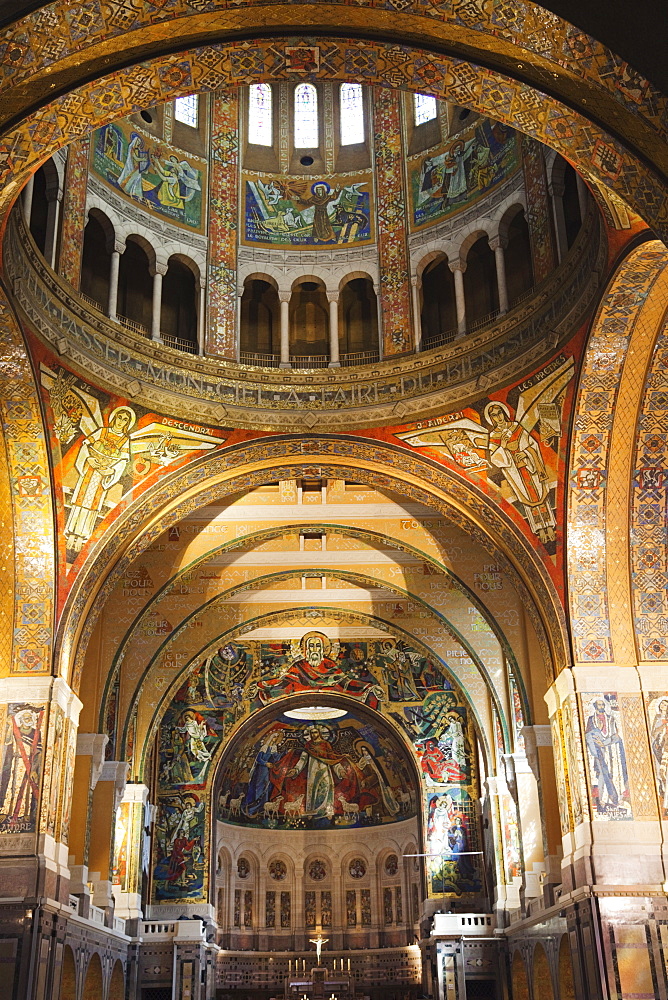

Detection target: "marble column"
[449, 260, 467, 338]
[107, 242, 124, 322]
[44, 183, 63, 270]
[411, 275, 422, 351]
[489, 236, 509, 314]
[23, 174, 34, 229]
[279, 292, 291, 368]
[198, 278, 207, 356]
[327, 292, 340, 367]
[548, 178, 568, 264]
[151, 262, 167, 341]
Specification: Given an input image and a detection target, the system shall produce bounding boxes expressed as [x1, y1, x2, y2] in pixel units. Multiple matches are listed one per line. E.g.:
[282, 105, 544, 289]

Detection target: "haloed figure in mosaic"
[0, 706, 43, 835]
[584, 697, 630, 816]
[65, 406, 136, 553]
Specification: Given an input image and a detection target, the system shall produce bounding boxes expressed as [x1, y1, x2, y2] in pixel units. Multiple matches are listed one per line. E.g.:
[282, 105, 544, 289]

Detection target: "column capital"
[99, 760, 130, 811]
[278, 288, 292, 303]
[448, 258, 466, 274]
[76, 733, 109, 789]
[488, 235, 508, 252]
[151, 261, 168, 277]
[326, 291, 339, 303]
[112, 239, 126, 255]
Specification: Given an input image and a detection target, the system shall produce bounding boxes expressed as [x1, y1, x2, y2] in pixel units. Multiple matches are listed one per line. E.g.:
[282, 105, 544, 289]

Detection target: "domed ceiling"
[216, 703, 418, 830]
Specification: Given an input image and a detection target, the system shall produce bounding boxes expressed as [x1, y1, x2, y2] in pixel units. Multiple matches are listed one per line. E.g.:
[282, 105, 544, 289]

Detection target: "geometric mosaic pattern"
[0, 290, 54, 675]
[0, 33, 667, 245]
[372, 88, 413, 356]
[568, 242, 668, 663]
[58, 137, 90, 289]
[631, 308, 668, 660]
[207, 89, 238, 359]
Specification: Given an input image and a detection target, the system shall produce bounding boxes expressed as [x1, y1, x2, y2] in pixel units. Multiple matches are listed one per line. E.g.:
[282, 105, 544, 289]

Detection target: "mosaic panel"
[372, 87, 413, 356]
[631, 310, 668, 660]
[619, 694, 656, 819]
[33, 338, 227, 585]
[0, 292, 54, 676]
[395, 349, 578, 593]
[151, 631, 481, 903]
[91, 120, 206, 233]
[568, 242, 668, 663]
[409, 118, 519, 232]
[0, 702, 45, 843]
[645, 693, 668, 817]
[0, 32, 667, 243]
[580, 692, 632, 820]
[208, 89, 238, 358]
[521, 136, 556, 283]
[58, 137, 90, 288]
[242, 169, 373, 247]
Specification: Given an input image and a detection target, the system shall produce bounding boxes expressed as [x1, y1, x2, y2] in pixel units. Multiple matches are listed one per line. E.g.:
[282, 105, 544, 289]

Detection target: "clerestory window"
[294, 83, 318, 148]
[414, 92, 437, 126]
[248, 83, 273, 146]
[340, 83, 364, 145]
[174, 94, 199, 128]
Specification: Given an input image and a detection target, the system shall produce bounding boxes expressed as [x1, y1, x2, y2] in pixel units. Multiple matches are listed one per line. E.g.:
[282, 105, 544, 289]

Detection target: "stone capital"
[448, 258, 466, 274]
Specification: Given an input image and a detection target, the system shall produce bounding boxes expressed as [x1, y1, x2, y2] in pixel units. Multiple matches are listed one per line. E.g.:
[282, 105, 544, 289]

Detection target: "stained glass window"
[249, 83, 273, 146]
[340, 83, 364, 145]
[414, 92, 437, 126]
[174, 94, 199, 128]
[294, 83, 318, 147]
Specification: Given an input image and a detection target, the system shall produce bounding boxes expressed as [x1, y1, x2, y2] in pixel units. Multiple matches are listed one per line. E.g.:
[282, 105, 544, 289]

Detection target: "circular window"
[348, 857, 367, 879]
[300, 155, 314, 166]
[269, 860, 287, 881]
[308, 859, 327, 881]
[237, 857, 251, 879]
[384, 854, 399, 877]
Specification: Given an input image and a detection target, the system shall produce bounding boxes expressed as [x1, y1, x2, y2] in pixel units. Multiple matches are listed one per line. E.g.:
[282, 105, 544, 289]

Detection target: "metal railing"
[422, 328, 457, 350]
[467, 307, 501, 333]
[239, 351, 281, 368]
[162, 333, 198, 355]
[118, 313, 149, 337]
[340, 350, 380, 366]
[78, 290, 104, 312]
[290, 354, 330, 369]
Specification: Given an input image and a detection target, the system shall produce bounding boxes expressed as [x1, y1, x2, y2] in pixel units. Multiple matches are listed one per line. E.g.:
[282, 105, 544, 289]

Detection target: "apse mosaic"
[216, 712, 415, 830]
[242, 170, 373, 247]
[34, 343, 227, 572]
[395, 352, 576, 560]
[91, 121, 206, 232]
[152, 632, 481, 901]
[409, 119, 519, 232]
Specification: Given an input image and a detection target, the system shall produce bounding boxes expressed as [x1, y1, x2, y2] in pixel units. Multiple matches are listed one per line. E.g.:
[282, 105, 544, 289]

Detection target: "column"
[449, 260, 467, 338]
[112, 783, 150, 922]
[88, 760, 129, 915]
[107, 241, 124, 322]
[576, 172, 589, 222]
[207, 90, 239, 357]
[151, 262, 167, 341]
[327, 292, 340, 367]
[198, 278, 207, 356]
[279, 292, 291, 368]
[58, 136, 91, 288]
[411, 275, 422, 351]
[489, 236, 509, 314]
[235, 286, 243, 361]
[44, 182, 63, 270]
[548, 178, 568, 264]
[22, 174, 34, 229]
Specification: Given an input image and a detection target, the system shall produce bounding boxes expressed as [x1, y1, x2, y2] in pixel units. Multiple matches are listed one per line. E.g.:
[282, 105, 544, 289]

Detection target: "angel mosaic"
[397, 356, 574, 543]
[40, 364, 224, 556]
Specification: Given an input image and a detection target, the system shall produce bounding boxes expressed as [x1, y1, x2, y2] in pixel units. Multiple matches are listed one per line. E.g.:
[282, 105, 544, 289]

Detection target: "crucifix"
[309, 934, 329, 965]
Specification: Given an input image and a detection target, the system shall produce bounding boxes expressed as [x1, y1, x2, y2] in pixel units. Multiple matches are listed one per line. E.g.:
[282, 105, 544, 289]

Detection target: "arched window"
[174, 94, 199, 128]
[340, 83, 364, 145]
[249, 84, 273, 146]
[294, 84, 318, 148]
[414, 92, 437, 126]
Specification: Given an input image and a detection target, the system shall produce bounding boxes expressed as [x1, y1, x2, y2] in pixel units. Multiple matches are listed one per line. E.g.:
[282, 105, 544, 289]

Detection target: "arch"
[511, 949, 530, 1000]
[117, 235, 153, 332]
[463, 234, 499, 326]
[81, 953, 103, 1000]
[289, 278, 329, 356]
[339, 275, 378, 355]
[0, 15, 666, 240]
[162, 255, 198, 348]
[80, 207, 115, 311]
[558, 935, 576, 1000]
[504, 209, 534, 306]
[59, 945, 76, 1000]
[567, 240, 668, 665]
[532, 942, 554, 999]
[59, 439, 564, 694]
[420, 254, 456, 347]
[107, 960, 125, 1000]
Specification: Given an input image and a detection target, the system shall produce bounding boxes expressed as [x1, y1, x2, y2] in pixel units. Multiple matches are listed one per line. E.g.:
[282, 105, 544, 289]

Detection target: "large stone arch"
[0, 6, 666, 234]
[567, 239, 668, 664]
[57, 438, 565, 692]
